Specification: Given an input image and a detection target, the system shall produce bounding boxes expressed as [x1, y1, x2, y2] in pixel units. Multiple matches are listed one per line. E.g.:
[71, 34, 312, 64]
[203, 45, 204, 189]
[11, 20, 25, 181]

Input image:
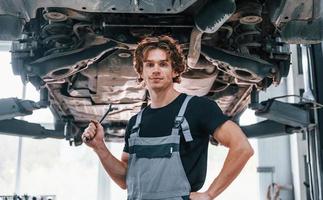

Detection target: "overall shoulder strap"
[178, 95, 193, 117]
[171, 95, 194, 142]
[130, 107, 146, 138]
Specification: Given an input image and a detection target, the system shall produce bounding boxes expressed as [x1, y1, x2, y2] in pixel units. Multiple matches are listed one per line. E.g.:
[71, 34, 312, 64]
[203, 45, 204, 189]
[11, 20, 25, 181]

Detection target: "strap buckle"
[174, 116, 184, 128]
[131, 124, 140, 134]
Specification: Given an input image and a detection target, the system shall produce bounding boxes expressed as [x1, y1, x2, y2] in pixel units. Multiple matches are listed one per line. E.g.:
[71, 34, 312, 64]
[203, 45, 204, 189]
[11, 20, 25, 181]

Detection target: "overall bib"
[126, 95, 194, 200]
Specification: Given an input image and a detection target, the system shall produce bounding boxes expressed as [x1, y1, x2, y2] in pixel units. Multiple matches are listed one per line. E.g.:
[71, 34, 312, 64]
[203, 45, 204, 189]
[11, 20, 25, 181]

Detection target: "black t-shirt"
[123, 93, 229, 191]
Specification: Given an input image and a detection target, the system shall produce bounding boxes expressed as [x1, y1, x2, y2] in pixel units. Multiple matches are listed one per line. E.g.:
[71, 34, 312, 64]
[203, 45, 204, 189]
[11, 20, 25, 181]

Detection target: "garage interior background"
[1, 40, 320, 200]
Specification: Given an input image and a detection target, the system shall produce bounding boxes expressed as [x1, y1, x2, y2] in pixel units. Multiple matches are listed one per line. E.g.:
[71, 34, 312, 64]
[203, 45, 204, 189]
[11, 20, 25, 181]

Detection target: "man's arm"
[190, 120, 254, 200]
[82, 120, 129, 189]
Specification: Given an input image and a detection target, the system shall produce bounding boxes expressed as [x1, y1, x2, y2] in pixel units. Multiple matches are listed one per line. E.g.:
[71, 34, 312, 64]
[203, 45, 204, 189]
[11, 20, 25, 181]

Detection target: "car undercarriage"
[0, 0, 322, 145]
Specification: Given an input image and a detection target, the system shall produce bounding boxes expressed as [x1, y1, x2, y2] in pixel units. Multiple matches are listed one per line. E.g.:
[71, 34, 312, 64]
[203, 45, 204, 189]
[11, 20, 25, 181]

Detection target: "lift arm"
[0, 119, 65, 139]
[242, 99, 313, 138]
[0, 97, 64, 140]
[0, 98, 42, 120]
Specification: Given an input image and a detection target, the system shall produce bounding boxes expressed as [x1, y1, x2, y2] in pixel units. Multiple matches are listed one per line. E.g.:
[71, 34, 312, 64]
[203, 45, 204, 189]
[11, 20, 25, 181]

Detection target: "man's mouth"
[150, 77, 163, 80]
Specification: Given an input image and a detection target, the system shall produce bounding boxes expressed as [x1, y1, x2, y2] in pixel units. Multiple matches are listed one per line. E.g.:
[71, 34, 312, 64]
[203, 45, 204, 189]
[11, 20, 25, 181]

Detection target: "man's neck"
[149, 87, 180, 108]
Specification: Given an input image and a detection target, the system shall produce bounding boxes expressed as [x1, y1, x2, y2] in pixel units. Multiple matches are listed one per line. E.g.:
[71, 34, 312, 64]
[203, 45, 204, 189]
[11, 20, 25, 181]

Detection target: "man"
[82, 35, 254, 200]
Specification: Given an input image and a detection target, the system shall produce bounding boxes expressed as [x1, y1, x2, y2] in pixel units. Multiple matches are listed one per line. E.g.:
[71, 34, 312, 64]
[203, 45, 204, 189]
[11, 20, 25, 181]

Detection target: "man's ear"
[136, 71, 143, 83]
[172, 71, 179, 78]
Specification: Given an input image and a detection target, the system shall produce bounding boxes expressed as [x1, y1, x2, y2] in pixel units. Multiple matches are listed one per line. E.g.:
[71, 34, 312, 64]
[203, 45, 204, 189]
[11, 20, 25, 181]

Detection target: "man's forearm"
[206, 146, 254, 199]
[94, 144, 128, 189]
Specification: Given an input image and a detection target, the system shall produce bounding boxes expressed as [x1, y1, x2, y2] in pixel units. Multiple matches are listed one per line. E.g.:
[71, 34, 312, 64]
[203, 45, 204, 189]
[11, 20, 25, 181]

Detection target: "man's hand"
[189, 192, 212, 200]
[82, 120, 105, 150]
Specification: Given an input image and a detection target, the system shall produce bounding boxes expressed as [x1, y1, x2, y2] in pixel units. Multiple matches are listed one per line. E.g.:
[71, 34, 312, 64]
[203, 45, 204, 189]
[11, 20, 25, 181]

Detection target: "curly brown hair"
[133, 35, 186, 83]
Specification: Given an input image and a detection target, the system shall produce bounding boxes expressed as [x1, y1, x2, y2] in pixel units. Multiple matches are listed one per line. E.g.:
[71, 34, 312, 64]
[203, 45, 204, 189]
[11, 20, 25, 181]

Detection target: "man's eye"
[145, 63, 154, 67]
[160, 62, 169, 67]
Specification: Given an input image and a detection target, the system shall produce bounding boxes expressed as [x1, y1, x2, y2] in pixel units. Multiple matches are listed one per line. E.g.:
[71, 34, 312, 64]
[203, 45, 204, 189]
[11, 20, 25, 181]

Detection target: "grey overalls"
[126, 95, 194, 200]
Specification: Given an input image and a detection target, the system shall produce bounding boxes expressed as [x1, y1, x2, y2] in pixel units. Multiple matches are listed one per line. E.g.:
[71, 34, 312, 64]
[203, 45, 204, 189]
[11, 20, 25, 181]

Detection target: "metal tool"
[83, 104, 113, 142]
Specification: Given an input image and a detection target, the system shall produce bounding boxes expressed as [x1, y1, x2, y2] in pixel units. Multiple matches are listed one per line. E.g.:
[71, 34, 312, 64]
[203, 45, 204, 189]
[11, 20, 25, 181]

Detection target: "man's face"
[141, 48, 177, 91]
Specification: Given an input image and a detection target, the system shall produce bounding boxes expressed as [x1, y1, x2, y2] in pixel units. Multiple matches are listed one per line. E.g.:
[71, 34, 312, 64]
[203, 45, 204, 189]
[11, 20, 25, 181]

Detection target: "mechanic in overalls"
[82, 35, 254, 200]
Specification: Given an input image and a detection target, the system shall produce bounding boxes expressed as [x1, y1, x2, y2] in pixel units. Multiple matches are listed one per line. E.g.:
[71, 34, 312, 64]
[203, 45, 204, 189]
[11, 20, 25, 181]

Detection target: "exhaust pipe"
[188, 0, 236, 68]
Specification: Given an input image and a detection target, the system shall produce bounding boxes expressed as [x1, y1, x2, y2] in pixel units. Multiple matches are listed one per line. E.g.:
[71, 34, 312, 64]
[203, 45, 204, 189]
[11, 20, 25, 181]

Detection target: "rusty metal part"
[187, 27, 203, 69]
[43, 11, 68, 22]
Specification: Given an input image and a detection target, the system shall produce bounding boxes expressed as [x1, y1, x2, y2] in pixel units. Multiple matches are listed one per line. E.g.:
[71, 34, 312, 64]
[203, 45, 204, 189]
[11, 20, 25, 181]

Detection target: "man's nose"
[152, 64, 161, 73]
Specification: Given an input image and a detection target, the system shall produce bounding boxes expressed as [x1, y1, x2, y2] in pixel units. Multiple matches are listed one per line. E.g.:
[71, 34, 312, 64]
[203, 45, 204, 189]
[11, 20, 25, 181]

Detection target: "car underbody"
[0, 0, 322, 145]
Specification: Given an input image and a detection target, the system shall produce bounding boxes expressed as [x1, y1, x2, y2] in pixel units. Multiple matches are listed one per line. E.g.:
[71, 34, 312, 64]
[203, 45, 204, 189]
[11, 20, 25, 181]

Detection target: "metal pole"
[310, 43, 323, 200]
[301, 45, 315, 101]
[14, 84, 26, 195]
